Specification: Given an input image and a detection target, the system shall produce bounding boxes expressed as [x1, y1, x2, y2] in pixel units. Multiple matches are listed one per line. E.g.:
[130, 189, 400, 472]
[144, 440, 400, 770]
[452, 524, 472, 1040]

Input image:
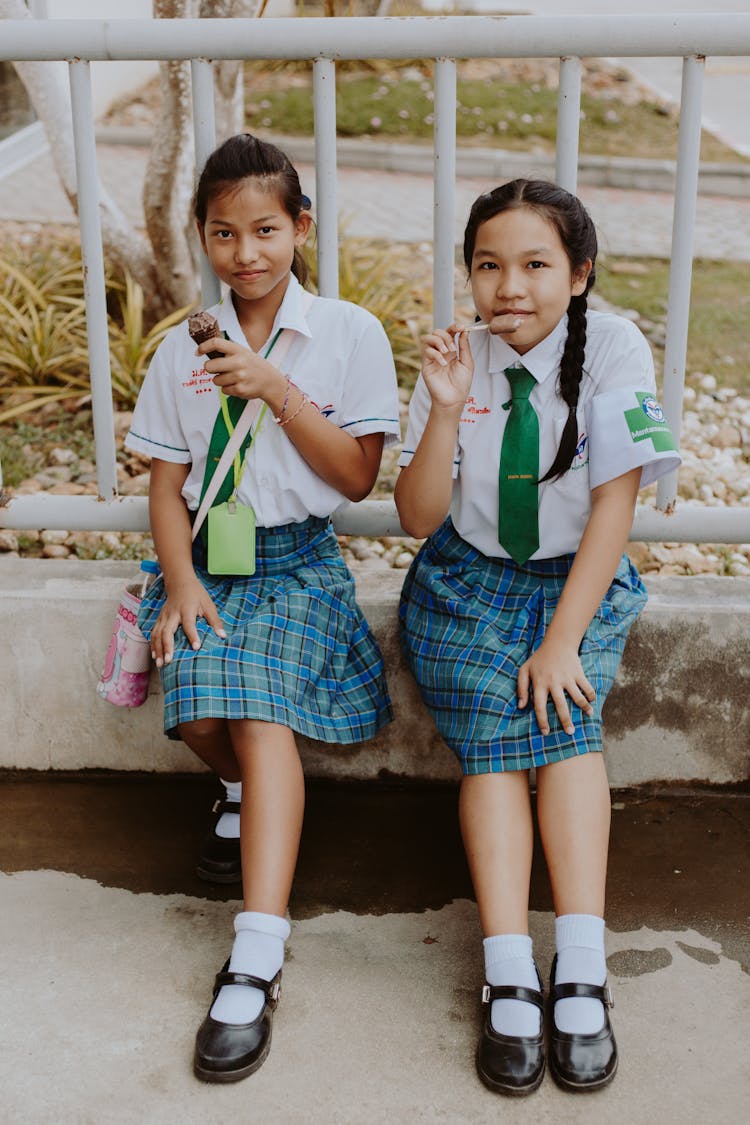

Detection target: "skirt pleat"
[398, 518, 647, 774]
[138, 516, 393, 743]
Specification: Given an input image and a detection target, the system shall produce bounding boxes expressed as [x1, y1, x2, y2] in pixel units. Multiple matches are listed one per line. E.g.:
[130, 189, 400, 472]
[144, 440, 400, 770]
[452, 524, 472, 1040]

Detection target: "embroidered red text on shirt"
[460, 395, 490, 424]
[182, 370, 215, 396]
[465, 395, 491, 416]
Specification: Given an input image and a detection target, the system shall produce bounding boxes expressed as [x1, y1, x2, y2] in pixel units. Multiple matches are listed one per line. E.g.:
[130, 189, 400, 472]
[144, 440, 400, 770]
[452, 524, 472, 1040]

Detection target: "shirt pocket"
[546, 410, 589, 474]
[540, 411, 591, 509]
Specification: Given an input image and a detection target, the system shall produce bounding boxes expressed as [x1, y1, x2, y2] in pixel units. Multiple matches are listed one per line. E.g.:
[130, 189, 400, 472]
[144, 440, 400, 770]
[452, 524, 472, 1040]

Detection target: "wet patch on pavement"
[1, 773, 748, 971]
[675, 940, 722, 966]
[1, 873, 748, 1125]
[607, 946, 673, 976]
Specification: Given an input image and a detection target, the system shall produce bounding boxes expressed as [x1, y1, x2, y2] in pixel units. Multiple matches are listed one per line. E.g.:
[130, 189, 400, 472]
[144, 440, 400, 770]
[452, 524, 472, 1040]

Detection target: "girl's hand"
[517, 636, 596, 737]
[197, 338, 284, 402]
[421, 326, 474, 410]
[149, 574, 226, 668]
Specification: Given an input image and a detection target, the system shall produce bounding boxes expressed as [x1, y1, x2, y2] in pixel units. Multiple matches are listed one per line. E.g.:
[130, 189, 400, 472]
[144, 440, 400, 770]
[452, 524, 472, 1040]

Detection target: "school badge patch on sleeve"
[623, 392, 678, 453]
[585, 386, 682, 490]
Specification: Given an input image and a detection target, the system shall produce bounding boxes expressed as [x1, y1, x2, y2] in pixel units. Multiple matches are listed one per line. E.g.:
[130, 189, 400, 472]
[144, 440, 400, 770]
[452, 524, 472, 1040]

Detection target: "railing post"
[657, 54, 705, 513]
[191, 58, 220, 308]
[433, 57, 457, 329]
[0, 17, 746, 545]
[68, 59, 118, 501]
[314, 58, 339, 299]
[556, 56, 581, 193]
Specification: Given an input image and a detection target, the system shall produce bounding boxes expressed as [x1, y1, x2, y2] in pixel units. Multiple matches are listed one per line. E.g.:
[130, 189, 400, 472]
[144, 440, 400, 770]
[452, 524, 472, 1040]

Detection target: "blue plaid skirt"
[138, 515, 393, 743]
[398, 518, 646, 774]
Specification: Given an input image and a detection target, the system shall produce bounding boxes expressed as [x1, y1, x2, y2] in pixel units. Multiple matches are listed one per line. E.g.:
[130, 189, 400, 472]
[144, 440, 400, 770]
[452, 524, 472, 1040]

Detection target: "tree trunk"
[144, 0, 264, 318]
[145, 1, 201, 317]
[1, 0, 160, 310]
[4, 0, 265, 322]
[202, 0, 263, 142]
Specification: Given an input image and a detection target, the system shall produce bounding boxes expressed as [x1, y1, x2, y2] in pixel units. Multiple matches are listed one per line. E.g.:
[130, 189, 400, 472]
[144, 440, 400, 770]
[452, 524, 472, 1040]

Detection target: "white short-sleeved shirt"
[125, 274, 401, 526]
[399, 310, 680, 560]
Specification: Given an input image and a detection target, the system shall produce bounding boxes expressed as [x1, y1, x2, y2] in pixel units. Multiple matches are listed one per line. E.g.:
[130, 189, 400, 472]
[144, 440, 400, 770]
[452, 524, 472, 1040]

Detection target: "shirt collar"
[214, 273, 314, 347]
[486, 314, 568, 386]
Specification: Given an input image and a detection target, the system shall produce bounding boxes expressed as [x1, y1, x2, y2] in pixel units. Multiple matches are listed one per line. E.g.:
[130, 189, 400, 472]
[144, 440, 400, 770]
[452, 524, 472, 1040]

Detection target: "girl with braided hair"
[395, 180, 679, 1096]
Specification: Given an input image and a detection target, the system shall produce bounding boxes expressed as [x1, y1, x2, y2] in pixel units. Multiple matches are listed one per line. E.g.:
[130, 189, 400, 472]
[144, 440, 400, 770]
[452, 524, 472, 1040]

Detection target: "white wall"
[37, 1, 156, 118]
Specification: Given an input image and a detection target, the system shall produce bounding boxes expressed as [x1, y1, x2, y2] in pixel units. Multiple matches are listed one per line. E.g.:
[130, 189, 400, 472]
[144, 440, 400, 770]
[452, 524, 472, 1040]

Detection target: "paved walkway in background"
[2, 142, 750, 262]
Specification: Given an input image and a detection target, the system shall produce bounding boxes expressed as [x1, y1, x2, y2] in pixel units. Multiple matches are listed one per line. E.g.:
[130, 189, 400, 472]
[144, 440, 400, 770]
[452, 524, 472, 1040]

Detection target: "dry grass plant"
[0, 248, 90, 419]
[304, 234, 431, 389]
[0, 237, 192, 424]
[0, 230, 432, 429]
[107, 272, 192, 405]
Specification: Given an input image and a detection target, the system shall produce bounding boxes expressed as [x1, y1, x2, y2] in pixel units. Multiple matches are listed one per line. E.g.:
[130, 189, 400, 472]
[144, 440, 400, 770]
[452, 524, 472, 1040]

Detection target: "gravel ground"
[3, 339, 750, 576]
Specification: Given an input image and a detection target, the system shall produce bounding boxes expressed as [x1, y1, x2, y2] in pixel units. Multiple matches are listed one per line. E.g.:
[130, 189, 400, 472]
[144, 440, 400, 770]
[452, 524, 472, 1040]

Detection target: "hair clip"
[301, 194, 312, 210]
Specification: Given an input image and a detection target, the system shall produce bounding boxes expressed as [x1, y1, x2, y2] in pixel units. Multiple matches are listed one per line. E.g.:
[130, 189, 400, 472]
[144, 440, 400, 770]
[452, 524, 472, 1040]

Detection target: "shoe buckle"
[481, 984, 491, 1004]
[604, 985, 615, 1009]
[269, 979, 282, 1004]
[211, 798, 221, 814]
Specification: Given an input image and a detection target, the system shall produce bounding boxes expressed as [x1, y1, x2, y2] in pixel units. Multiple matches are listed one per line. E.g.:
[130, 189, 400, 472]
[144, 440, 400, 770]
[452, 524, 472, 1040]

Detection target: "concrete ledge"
[1, 558, 748, 786]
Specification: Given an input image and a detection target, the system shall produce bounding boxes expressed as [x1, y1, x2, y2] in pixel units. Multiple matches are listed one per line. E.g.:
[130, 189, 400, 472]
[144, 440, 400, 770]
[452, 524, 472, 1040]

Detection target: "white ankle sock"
[215, 778, 241, 839]
[554, 914, 607, 1035]
[483, 934, 541, 1037]
[209, 911, 291, 1025]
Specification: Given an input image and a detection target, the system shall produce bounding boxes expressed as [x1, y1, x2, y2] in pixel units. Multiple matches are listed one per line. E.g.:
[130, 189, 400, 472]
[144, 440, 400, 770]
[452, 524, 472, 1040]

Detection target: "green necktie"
[498, 365, 540, 565]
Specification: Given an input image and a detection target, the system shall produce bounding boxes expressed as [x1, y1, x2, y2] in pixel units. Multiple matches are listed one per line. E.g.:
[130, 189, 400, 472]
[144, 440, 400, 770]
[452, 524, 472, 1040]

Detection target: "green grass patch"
[0, 407, 95, 487]
[245, 66, 745, 163]
[597, 257, 750, 392]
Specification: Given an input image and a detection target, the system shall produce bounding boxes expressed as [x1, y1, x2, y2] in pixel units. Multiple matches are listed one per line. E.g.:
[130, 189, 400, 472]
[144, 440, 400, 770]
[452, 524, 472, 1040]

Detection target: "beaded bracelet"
[274, 375, 292, 424]
[277, 383, 309, 428]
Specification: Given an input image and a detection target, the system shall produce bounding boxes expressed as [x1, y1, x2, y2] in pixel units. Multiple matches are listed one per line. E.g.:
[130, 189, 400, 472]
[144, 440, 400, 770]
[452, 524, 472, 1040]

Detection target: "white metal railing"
[2, 14, 750, 542]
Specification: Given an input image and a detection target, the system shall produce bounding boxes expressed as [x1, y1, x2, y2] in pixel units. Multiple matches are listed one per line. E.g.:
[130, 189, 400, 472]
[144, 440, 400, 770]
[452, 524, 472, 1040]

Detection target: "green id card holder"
[207, 498, 256, 576]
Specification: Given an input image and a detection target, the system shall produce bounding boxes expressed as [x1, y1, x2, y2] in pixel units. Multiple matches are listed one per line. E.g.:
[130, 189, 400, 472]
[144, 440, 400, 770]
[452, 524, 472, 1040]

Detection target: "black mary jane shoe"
[476, 978, 546, 1096]
[548, 956, 618, 1093]
[195, 798, 242, 884]
[193, 962, 282, 1083]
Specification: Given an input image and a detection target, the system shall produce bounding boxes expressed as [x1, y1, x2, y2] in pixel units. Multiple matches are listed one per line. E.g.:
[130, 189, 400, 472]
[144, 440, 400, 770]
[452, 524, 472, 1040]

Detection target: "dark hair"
[463, 179, 597, 481]
[193, 133, 310, 285]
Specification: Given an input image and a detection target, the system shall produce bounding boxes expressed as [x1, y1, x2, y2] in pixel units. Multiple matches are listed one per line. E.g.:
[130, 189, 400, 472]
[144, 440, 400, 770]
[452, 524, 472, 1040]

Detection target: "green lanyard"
[198, 326, 283, 511]
[219, 393, 268, 499]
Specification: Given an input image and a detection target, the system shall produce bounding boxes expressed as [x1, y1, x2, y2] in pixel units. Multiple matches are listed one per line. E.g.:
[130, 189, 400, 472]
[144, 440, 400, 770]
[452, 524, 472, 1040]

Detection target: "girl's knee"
[179, 717, 227, 745]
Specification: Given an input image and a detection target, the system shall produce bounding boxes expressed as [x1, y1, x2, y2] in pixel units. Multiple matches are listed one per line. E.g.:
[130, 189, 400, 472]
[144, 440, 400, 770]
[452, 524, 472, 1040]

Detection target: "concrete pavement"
[1, 776, 748, 1124]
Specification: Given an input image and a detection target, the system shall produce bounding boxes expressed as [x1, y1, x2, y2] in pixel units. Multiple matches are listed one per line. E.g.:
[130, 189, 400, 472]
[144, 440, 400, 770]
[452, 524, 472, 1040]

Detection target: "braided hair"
[463, 180, 598, 481]
[193, 133, 310, 285]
